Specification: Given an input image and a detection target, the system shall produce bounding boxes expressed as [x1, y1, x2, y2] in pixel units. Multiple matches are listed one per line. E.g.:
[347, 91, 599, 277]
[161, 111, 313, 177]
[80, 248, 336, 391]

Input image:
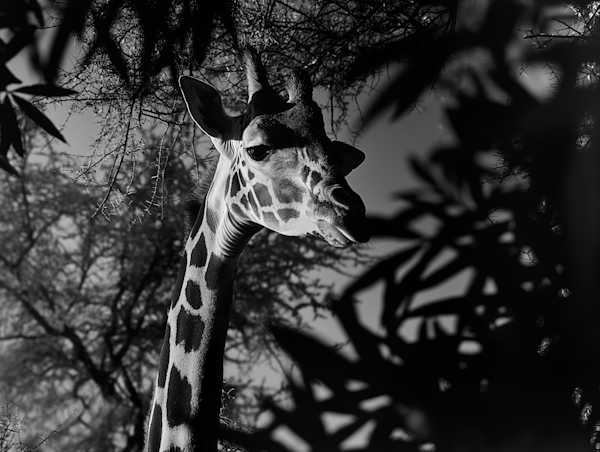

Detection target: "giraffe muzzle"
[316, 219, 357, 247]
[322, 185, 370, 243]
[315, 186, 370, 247]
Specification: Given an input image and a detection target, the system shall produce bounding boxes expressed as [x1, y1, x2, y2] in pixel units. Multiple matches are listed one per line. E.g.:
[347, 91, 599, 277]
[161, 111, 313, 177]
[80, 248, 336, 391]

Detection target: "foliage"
[222, 1, 600, 451]
[0, 1, 80, 176]
[59, 0, 455, 216]
[0, 0, 236, 177]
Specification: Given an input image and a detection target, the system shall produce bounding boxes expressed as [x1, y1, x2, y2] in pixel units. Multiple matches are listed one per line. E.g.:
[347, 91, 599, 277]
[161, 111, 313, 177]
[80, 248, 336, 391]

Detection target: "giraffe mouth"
[316, 219, 358, 248]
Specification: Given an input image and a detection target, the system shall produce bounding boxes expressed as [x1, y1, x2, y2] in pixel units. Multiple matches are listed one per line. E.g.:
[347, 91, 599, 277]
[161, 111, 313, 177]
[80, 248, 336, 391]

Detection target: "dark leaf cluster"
[81, 0, 237, 94]
[223, 0, 600, 450]
[0, 0, 237, 177]
[0, 1, 79, 176]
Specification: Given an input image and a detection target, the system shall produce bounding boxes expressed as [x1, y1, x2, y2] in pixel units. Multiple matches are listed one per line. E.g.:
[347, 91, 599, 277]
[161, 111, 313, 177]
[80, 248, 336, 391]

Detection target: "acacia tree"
[0, 116, 368, 452]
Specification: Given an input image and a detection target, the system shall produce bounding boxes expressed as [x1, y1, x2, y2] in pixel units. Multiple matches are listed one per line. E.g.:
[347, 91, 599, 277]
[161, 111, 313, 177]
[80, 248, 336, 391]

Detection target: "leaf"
[0, 153, 19, 177]
[44, 0, 93, 82]
[220, 428, 292, 452]
[13, 84, 77, 97]
[2, 97, 24, 156]
[381, 239, 446, 323]
[417, 255, 470, 291]
[408, 155, 438, 187]
[405, 295, 484, 319]
[269, 325, 365, 389]
[12, 95, 66, 142]
[333, 297, 389, 370]
[358, 32, 474, 125]
[1, 25, 35, 64]
[0, 66, 22, 88]
[344, 245, 421, 295]
[28, 0, 44, 27]
[0, 3, 29, 28]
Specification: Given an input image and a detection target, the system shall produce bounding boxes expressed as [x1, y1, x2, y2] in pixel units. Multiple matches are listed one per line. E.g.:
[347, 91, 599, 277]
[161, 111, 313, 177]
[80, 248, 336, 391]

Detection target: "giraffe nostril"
[328, 186, 352, 210]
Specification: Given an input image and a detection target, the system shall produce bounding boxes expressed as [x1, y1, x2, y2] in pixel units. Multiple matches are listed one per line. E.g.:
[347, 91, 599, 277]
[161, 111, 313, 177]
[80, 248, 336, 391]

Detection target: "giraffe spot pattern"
[254, 183, 272, 206]
[206, 208, 218, 233]
[309, 170, 322, 190]
[189, 202, 204, 239]
[248, 190, 259, 217]
[185, 280, 203, 310]
[240, 194, 249, 210]
[274, 179, 303, 204]
[306, 146, 321, 164]
[166, 366, 192, 427]
[301, 165, 311, 181]
[231, 203, 245, 220]
[205, 254, 226, 292]
[147, 404, 162, 452]
[263, 211, 279, 227]
[175, 308, 204, 352]
[189, 233, 207, 268]
[278, 208, 300, 222]
[229, 172, 241, 197]
[157, 323, 170, 388]
[247, 169, 255, 180]
[170, 253, 187, 308]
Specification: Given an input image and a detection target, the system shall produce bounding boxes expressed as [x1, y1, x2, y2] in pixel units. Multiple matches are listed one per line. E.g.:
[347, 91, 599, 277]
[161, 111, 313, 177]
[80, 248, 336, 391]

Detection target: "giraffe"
[145, 47, 370, 452]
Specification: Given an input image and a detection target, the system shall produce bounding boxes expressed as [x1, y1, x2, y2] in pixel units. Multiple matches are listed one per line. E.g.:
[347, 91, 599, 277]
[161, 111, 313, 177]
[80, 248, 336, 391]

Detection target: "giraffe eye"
[246, 145, 271, 161]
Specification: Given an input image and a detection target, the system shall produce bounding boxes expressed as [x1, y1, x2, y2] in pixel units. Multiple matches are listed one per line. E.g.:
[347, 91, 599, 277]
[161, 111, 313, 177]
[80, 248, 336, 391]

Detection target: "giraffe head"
[180, 48, 369, 249]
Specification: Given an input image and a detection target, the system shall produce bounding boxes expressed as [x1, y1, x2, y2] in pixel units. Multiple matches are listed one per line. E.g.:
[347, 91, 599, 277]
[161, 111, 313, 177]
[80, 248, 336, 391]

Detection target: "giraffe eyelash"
[246, 145, 272, 161]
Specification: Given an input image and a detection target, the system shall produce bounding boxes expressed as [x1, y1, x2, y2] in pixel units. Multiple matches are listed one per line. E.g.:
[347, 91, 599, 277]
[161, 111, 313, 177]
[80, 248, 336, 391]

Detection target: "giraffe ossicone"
[146, 47, 369, 452]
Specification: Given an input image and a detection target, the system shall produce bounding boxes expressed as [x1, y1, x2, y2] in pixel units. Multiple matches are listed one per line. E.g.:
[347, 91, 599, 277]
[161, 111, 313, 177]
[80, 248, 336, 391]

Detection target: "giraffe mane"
[184, 155, 220, 236]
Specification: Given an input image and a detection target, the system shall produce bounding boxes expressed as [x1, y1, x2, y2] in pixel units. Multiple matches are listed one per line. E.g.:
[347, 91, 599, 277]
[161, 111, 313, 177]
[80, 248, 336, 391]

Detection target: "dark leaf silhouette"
[13, 84, 77, 97]
[12, 95, 66, 142]
[44, 0, 93, 82]
[1, 25, 36, 64]
[223, 2, 599, 450]
[0, 153, 19, 177]
[0, 66, 21, 87]
[361, 37, 455, 123]
[1, 97, 23, 157]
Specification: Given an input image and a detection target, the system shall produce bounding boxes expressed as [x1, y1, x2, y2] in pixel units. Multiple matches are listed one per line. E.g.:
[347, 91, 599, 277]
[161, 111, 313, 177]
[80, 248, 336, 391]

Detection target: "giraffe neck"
[147, 167, 259, 452]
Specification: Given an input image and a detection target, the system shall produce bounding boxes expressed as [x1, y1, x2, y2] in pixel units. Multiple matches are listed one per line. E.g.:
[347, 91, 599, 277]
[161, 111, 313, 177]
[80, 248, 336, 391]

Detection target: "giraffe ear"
[179, 75, 231, 139]
[330, 140, 366, 176]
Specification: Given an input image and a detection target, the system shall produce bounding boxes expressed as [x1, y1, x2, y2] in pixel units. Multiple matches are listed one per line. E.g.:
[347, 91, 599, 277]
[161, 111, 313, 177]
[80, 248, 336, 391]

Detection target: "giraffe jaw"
[316, 219, 361, 248]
